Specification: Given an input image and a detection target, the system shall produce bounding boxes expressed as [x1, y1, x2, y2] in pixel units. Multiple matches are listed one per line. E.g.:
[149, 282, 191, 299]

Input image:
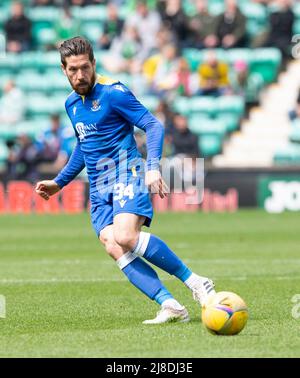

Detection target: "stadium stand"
[0, 0, 299, 175]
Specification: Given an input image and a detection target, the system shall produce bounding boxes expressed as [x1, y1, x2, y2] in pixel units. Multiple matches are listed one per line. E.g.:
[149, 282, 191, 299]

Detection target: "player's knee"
[114, 230, 138, 251]
[105, 242, 120, 259]
[99, 235, 123, 259]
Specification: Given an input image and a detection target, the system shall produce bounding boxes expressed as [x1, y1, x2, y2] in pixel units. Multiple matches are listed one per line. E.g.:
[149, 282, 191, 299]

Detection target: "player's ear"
[61, 64, 67, 76]
[92, 59, 96, 70]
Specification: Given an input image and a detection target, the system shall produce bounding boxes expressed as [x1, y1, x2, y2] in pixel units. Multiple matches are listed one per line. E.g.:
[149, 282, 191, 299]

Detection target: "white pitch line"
[1, 258, 300, 267]
[0, 276, 298, 285]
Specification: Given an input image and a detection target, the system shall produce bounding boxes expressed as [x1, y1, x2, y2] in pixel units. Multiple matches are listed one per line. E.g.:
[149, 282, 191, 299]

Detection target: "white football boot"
[142, 306, 190, 325]
[190, 275, 216, 307]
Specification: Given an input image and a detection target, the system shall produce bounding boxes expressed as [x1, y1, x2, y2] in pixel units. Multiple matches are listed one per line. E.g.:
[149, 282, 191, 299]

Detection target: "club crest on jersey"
[91, 99, 101, 112]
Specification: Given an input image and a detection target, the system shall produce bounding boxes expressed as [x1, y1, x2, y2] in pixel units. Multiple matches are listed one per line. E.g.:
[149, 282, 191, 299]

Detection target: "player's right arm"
[35, 141, 85, 201]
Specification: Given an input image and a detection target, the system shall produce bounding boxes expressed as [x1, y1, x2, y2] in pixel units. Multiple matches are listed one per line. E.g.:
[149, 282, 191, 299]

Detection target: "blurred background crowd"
[0, 0, 300, 184]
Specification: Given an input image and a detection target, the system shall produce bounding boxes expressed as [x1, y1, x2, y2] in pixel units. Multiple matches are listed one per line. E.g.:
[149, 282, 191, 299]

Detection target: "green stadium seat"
[208, 2, 224, 16]
[16, 72, 48, 93]
[16, 120, 49, 138]
[188, 117, 227, 137]
[81, 22, 103, 44]
[293, 19, 300, 35]
[0, 7, 9, 28]
[199, 135, 223, 157]
[34, 27, 57, 47]
[28, 7, 60, 23]
[0, 125, 18, 140]
[172, 96, 191, 115]
[250, 48, 282, 83]
[216, 113, 240, 133]
[72, 5, 107, 22]
[290, 128, 300, 143]
[26, 95, 65, 118]
[18, 52, 43, 71]
[38, 51, 61, 72]
[227, 49, 251, 66]
[240, 2, 267, 23]
[0, 53, 19, 74]
[293, 3, 300, 18]
[138, 96, 159, 112]
[273, 143, 300, 166]
[182, 49, 203, 72]
[190, 97, 218, 117]
[290, 121, 300, 143]
[217, 96, 245, 118]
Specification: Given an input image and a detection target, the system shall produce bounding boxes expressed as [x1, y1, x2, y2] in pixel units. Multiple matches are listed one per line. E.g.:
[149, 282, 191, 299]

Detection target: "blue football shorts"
[90, 167, 153, 237]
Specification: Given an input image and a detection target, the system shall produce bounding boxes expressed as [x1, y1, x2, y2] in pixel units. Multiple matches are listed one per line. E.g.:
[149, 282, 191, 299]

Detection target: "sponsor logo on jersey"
[75, 122, 97, 141]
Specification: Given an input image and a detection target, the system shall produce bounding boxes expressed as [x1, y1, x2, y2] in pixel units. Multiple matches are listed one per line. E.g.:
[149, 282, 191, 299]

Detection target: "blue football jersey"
[59, 75, 163, 192]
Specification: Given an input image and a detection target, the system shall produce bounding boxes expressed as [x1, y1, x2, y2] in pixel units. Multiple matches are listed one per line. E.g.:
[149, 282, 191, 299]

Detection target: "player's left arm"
[110, 84, 168, 198]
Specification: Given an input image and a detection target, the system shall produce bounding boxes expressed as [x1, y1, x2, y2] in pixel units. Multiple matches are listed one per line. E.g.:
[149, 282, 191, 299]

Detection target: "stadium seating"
[273, 143, 300, 166]
[199, 135, 223, 158]
[183, 48, 282, 85]
[172, 95, 245, 157]
[0, 0, 290, 166]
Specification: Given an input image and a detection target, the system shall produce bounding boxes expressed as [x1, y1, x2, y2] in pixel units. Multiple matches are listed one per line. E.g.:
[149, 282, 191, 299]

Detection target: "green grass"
[0, 211, 299, 358]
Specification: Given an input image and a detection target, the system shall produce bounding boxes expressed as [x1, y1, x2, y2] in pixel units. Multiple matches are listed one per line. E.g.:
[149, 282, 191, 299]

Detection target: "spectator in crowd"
[171, 113, 200, 158]
[125, 0, 161, 57]
[102, 24, 144, 73]
[63, 0, 107, 6]
[155, 100, 175, 136]
[143, 43, 188, 97]
[231, 60, 249, 97]
[127, 0, 156, 11]
[99, 3, 124, 50]
[32, 0, 57, 5]
[158, 0, 190, 49]
[188, 0, 218, 49]
[134, 129, 147, 160]
[0, 80, 26, 126]
[4, 2, 32, 53]
[54, 6, 81, 43]
[198, 50, 230, 96]
[5, 134, 41, 182]
[263, 0, 294, 58]
[169, 113, 201, 190]
[155, 25, 176, 51]
[230, 60, 264, 103]
[36, 114, 74, 172]
[215, 0, 246, 48]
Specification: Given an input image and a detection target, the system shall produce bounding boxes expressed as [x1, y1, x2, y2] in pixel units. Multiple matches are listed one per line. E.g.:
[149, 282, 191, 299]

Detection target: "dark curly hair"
[58, 36, 94, 67]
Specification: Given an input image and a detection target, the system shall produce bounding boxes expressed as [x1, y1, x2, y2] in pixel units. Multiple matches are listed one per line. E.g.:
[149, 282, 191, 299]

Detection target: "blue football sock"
[133, 233, 193, 282]
[117, 252, 174, 305]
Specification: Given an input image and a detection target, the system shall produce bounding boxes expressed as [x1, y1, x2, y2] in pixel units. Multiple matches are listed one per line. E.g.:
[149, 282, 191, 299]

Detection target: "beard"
[70, 73, 96, 95]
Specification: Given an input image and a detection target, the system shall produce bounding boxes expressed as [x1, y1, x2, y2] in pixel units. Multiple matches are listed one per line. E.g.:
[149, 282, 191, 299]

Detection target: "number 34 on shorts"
[113, 183, 135, 207]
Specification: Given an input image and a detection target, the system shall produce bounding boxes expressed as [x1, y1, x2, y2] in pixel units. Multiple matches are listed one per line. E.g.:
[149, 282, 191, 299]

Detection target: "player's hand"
[145, 170, 169, 199]
[35, 180, 61, 201]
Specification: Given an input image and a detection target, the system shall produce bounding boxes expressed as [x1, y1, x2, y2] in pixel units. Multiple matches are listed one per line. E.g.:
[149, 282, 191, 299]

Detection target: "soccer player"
[35, 37, 216, 324]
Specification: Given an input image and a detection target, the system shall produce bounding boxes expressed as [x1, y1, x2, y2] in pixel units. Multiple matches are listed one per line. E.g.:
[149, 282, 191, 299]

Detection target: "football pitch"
[0, 211, 299, 358]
